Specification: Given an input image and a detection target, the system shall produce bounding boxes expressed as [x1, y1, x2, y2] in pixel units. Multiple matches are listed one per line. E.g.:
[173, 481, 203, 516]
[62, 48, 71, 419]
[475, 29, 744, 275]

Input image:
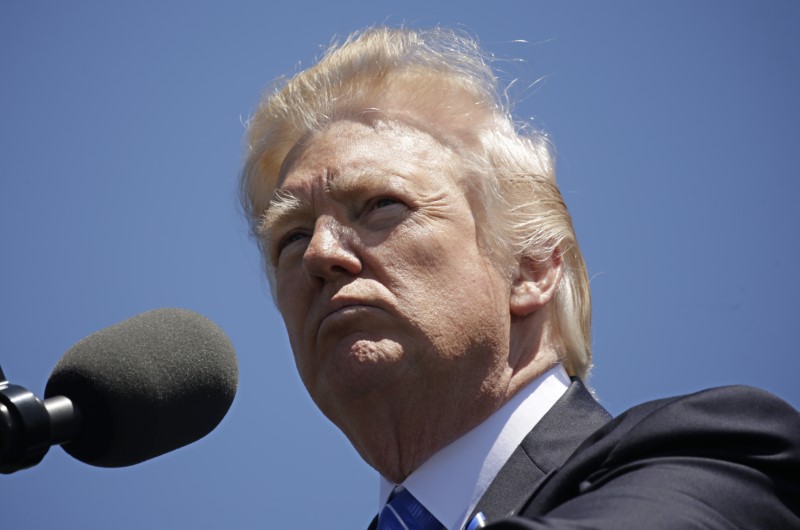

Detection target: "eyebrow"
[257, 168, 409, 240]
[327, 168, 403, 196]
[257, 189, 309, 242]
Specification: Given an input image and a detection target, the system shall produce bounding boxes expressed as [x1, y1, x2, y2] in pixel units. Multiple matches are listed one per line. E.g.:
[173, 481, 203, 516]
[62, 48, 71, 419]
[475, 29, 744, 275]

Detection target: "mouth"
[318, 295, 384, 331]
[323, 301, 373, 321]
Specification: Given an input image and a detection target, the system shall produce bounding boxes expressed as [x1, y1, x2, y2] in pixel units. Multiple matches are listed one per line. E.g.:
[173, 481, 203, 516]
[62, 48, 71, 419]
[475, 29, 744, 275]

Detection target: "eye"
[373, 197, 399, 209]
[365, 196, 407, 215]
[360, 196, 408, 229]
[274, 230, 310, 258]
[283, 231, 308, 245]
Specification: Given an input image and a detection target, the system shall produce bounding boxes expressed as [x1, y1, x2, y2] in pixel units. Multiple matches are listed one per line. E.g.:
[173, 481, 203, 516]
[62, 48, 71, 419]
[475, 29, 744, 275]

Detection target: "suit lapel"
[469, 379, 611, 524]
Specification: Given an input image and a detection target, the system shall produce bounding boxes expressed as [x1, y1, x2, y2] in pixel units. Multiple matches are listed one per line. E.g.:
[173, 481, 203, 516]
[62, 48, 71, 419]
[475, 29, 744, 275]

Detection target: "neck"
[338, 356, 556, 483]
[328, 312, 559, 483]
[339, 379, 507, 483]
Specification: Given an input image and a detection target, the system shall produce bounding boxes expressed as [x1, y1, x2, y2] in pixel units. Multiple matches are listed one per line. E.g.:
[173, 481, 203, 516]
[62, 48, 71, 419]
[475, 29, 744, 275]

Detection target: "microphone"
[0, 308, 238, 473]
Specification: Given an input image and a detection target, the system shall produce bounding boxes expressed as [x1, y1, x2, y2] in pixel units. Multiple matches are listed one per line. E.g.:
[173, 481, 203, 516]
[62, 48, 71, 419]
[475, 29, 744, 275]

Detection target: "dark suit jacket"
[370, 382, 800, 529]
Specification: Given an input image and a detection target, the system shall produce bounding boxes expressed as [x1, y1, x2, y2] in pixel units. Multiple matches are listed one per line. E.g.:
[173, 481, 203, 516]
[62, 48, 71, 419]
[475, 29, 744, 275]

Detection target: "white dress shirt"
[378, 364, 570, 530]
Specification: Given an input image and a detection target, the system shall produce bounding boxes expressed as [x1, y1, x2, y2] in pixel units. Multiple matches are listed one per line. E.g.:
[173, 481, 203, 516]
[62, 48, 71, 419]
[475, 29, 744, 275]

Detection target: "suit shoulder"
[535, 384, 800, 489]
[597, 385, 800, 459]
[516, 386, 800, 527]
[615, 385, 799, 435]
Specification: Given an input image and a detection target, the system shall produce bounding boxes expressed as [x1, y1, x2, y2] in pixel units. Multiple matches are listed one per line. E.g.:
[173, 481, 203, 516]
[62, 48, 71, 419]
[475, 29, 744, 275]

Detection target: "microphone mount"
[0, 363, 81, 474]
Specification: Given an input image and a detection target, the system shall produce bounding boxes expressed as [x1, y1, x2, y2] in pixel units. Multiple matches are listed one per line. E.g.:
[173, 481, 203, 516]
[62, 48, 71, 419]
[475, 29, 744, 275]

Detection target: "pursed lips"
[313, 286, 392, 333]
[321, 299, 376, 323]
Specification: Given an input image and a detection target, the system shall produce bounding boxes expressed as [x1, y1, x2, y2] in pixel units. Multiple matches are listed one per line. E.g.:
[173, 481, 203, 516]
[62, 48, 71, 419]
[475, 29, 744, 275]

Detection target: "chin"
[312, 338, 406, 399]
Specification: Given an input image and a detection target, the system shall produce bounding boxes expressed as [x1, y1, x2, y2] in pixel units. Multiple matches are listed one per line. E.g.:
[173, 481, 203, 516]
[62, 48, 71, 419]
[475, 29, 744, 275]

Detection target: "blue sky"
[2, 2, 798, 528]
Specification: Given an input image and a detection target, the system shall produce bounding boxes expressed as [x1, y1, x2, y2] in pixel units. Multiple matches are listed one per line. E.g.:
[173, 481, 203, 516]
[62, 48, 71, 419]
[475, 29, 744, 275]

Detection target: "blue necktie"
[378, 488, 444, 530]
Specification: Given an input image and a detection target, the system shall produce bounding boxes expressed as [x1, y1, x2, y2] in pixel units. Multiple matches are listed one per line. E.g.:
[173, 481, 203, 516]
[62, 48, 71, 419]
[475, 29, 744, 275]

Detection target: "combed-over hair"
[240, 26, 593, 380]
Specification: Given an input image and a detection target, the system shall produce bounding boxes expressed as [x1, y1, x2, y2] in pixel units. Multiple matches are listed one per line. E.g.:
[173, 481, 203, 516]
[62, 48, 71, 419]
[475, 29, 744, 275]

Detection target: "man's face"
[266, 119, 513, 432]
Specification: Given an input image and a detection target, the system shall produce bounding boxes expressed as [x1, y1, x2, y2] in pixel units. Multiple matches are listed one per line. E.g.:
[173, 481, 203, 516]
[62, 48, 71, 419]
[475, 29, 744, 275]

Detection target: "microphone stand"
[0, 363, 80, 474]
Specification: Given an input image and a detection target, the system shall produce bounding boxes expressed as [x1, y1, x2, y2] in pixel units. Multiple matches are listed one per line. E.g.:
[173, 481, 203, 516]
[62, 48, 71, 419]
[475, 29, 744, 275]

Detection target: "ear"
[510, 251, 563, 317]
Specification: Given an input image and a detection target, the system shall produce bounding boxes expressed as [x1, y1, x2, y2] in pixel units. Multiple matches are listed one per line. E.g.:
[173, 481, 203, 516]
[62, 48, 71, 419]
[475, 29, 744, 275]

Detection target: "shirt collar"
[379, 364, 570, 530]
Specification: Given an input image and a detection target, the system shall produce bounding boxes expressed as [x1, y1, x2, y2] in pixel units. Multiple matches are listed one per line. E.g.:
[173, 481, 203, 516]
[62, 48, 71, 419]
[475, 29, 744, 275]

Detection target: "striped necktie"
[378, 487, 445, 530]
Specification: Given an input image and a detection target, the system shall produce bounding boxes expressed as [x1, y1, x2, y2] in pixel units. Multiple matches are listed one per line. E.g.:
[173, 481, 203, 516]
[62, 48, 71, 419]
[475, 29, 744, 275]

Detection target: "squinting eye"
[362, 196, 407, 224]
[277, 231, 309, 254]
[374, 197, 399, 209]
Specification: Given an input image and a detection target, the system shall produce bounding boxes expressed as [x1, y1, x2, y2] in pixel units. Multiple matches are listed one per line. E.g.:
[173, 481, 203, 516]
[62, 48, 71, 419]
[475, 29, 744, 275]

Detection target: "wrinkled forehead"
[273, 118, 461, 195]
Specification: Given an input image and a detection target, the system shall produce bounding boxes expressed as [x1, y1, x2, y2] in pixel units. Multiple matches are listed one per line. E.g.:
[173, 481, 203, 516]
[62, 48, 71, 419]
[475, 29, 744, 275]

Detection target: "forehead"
[276, 119, 458, 192]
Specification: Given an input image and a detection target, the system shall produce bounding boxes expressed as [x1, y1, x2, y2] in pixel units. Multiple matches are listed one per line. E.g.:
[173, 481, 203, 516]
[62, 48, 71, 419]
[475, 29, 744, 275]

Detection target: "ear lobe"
[510, 251, 563, 317]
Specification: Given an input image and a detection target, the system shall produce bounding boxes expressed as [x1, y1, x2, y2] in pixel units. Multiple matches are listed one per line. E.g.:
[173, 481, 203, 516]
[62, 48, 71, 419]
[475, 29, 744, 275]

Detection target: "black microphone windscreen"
[44, 308, 238, 467]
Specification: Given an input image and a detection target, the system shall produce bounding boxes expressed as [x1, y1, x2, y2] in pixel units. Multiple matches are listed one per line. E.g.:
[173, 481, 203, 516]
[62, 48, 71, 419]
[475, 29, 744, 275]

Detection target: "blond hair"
[240, 27, 592, 380]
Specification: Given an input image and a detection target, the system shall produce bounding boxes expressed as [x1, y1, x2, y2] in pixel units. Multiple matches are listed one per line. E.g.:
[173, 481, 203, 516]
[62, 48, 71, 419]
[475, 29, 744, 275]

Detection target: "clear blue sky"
[2, 2, 798, 528]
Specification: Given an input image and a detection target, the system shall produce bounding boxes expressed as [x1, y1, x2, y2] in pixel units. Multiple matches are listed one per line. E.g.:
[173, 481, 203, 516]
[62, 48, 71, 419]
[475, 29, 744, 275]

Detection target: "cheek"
[275, 272, 310, 342]
[378, 236, 452, 306]
[381, 229, 505, 330]
[278, 296, 317, 390]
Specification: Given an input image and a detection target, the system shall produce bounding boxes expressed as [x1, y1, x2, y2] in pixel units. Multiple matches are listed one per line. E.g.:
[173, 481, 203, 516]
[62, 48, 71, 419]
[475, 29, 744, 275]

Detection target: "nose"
[302, 216, 362, 282]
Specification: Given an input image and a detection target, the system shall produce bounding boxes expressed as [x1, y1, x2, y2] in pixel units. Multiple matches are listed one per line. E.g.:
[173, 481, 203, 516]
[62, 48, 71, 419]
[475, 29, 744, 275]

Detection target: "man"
[240, 27, 799, 529]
